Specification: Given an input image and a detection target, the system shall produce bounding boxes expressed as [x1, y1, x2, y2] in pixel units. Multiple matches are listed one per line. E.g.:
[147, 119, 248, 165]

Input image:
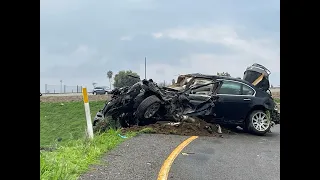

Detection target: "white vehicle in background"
[92, 87, 108, 95]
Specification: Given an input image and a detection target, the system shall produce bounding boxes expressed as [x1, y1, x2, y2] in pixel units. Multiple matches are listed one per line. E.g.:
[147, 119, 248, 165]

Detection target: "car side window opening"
[217, 81, 242, 95]
[242, 84, 254, 95]
[190, 79, 214, 95]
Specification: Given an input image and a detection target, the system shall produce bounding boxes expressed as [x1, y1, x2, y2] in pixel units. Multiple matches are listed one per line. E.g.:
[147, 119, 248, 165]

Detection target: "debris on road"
[118, 134, 128, 139]
[166, 122, 181, 126]
[216, 124, 222, 134]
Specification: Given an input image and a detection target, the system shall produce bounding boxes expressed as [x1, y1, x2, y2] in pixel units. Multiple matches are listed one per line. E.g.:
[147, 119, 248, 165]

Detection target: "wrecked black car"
[171, 73, 279, 135]
[168, 63, 280, 135]
[94, 63, 280, 136]
[93, 77, 220, 130]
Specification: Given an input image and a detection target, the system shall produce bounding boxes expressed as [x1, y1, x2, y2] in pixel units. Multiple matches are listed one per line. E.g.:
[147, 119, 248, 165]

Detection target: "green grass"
[40, 101, 105, 146]
[40, 101, 137, 180]
[274, 98, 280, 103]
[139, 127, 156, 134]
[40, 130, 136, 180]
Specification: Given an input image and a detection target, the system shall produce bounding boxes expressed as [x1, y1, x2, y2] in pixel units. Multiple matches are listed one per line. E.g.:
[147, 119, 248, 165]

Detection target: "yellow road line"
[157, 136, 198, 180]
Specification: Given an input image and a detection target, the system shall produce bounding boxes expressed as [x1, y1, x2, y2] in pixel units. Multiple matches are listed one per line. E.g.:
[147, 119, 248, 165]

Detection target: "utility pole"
[60, 80, 63, 93]
[145, 57, 147, 79]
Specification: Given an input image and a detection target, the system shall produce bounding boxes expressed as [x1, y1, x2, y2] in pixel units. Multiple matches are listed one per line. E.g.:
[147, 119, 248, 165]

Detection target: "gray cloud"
[40, 0, 280, 90]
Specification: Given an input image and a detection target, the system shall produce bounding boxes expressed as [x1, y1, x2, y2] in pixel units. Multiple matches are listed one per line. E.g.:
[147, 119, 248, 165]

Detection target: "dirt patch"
[272, 92, 280, 99]
[40, 95, 110, 103]
[121, 118, 233, 137]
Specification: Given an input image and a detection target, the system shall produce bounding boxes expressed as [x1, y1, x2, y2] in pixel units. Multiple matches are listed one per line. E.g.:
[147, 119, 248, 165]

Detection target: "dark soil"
[121, 118, 234, 137]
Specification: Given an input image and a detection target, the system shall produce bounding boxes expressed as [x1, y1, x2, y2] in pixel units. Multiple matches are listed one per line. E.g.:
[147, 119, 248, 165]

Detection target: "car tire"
[93, 92, 96, 95]
[247, 110, 271, 136]
[135, 95, 161, 123]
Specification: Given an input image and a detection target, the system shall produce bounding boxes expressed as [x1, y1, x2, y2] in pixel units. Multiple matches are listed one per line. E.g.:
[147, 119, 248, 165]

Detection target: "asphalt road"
[169, 125, 280, 180]
[79, 134, 188, 180]
[79, 125, 280, 180]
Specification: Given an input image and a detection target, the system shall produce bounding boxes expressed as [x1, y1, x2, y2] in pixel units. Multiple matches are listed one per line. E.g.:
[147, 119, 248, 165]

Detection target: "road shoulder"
[79, 134, 189, 180]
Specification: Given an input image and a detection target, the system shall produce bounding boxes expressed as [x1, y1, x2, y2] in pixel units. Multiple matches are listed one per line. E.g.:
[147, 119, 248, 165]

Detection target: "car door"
[214, 80, 254, 124]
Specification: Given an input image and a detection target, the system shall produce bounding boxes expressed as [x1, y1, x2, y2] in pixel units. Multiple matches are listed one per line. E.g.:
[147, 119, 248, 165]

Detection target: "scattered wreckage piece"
[93, 63, 280, 136]
[166, 122, 181, 126]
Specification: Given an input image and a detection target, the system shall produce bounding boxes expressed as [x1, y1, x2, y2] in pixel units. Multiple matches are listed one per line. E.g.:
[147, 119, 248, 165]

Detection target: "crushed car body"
[93, 63, 280, 136]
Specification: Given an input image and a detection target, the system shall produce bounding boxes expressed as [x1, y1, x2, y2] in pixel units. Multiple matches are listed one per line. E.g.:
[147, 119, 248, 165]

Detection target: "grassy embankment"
[40, 101, 136, 180]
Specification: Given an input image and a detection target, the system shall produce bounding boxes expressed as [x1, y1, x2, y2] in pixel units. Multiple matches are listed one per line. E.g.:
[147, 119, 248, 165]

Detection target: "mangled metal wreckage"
[93, 63, 280, 135]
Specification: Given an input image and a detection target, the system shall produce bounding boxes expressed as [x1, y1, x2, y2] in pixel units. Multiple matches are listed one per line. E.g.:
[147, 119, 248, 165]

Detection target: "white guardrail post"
[82, 87, 94, 139]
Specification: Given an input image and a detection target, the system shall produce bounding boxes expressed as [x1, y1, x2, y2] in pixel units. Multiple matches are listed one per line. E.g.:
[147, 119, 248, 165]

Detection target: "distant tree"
[270, 84, 274, 88]
[107, 70, 113, 89]
[236, 77, 241, 79]
[113, 70, 140, 88]
[92, 82, 97, 88]
[171, 79, 175, 85]
[217, 72, 231, 77]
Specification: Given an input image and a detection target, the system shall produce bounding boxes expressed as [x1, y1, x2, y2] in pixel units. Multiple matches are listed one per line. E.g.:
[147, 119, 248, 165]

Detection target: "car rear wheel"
[247, 110, 271, 135]
[93, 92, 96, 95]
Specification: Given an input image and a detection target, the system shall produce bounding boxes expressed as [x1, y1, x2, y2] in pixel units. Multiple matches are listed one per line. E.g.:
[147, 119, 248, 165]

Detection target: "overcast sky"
[40, 0, 280, 91]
